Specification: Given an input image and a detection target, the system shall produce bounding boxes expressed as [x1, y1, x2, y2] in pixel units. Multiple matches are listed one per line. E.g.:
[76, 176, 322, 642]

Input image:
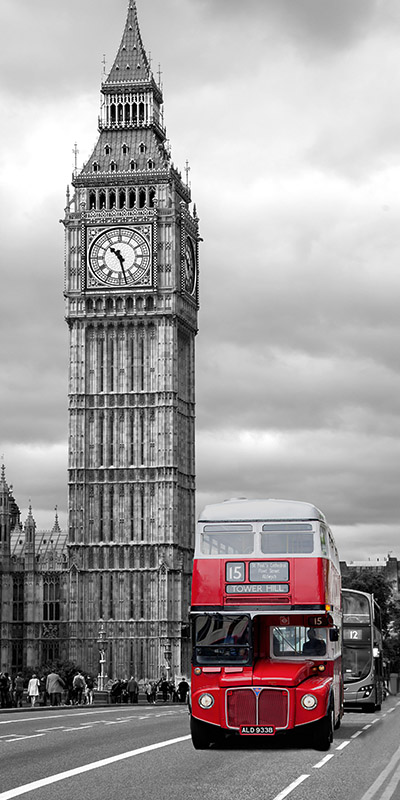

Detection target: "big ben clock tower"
[63, 1, 199, 679]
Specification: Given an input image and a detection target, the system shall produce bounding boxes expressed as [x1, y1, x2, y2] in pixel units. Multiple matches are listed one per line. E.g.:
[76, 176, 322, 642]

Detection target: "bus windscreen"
[193, 615, 251, 665]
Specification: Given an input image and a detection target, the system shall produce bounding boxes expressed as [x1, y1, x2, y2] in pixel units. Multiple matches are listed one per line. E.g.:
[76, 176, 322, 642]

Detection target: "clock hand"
[110, 247, 128, 283]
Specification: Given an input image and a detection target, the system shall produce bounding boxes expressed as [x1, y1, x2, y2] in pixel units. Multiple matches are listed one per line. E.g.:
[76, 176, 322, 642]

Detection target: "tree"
[342, 570, 393, 635]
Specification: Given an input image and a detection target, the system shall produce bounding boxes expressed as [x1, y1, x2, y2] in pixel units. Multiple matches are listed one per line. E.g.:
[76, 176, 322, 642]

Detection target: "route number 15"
[226, 562, 245, 582]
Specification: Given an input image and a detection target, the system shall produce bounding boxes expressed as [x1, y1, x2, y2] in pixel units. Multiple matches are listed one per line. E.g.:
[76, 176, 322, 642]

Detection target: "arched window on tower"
[122, 143, 129, 155]
[109, 189, 116, 208]
[119, 189, 126, 208]
[118, 103, 123, 122]
[110, 161, 117, 174]
[147, 159, 154, 170]
[89, 191, 96, 209]
[124, 103, 130, 124]
[92, 162, 99, 173]
[99, 190, 106, 209]
[104, 144, 111, 155]
[149, 187, 156, 207]
[110, 104, 116, 124]
[139, 142, 146, 154]
[138, 188, 146, 209]
[132, 102, 137, 124]
[139, 102, 145, 123]
[128, 189, 136, 208]
[130, 160, 137, 171]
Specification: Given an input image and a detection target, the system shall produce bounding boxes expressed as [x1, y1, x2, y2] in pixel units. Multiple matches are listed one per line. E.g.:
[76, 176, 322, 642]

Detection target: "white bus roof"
[198, 498, 326, 524]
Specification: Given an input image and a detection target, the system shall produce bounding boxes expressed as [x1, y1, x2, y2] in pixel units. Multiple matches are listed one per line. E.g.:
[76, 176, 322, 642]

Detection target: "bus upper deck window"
[201, 525, 254, 555]
[261, 524, 314, 554]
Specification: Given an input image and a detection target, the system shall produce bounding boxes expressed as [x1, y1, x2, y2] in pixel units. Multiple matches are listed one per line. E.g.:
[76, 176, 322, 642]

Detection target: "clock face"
[184, 236, 196, 295]
[87, 227, 151, 288]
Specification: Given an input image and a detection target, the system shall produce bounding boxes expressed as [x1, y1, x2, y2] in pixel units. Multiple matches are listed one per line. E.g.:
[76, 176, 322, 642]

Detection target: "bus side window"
[320, 526, 328, 556]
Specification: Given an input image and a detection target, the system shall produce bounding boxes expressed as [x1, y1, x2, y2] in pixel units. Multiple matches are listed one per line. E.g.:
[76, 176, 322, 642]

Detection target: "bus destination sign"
[249, 562, 289, 581]
[226, 584, 289, 594]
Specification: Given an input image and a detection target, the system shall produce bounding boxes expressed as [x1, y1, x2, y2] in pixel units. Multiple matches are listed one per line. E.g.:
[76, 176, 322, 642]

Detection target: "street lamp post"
[97, 621, 108, 692]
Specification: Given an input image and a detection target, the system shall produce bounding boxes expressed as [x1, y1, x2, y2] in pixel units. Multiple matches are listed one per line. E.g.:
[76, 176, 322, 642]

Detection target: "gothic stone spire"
[105, 1, 151, 86]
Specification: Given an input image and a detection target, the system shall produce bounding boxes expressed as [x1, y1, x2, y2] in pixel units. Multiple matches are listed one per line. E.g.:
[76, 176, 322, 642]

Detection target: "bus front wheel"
[190, 715, 214, 749]
[311, 706, 334, 751]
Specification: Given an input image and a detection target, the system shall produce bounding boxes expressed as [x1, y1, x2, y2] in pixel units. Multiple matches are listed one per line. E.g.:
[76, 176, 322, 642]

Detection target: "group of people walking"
[1, 669, 190, 709]
[0, 669, 95, 708]
[145, 677, 189, 704]
[0, 672, 24, 708]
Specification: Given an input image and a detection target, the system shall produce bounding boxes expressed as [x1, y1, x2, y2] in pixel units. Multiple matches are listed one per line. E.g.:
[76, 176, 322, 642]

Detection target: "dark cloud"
[1, 0, 399, 553]
[193, 0, 379, 51]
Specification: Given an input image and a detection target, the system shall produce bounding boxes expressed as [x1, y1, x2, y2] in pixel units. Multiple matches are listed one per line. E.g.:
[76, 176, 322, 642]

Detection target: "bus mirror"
[329, 627, 339, 642]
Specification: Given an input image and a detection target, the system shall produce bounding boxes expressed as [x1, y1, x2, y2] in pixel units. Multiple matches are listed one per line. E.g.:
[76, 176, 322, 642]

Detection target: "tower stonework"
[62, 2, 199, 679]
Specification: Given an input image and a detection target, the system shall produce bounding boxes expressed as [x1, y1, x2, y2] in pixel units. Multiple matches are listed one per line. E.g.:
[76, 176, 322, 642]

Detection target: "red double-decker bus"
[190, 498, 342, 750]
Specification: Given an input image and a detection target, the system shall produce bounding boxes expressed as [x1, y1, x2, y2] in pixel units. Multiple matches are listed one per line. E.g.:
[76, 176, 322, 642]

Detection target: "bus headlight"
[301, 694, 318, 710]
[362, 685, 373, 698]
[198, 693, 214, 709]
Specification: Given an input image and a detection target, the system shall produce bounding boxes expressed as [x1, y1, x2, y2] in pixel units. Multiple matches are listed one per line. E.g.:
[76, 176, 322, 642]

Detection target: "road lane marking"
[362, 724, 372, 730]
[351, 731, 363, 739]
[379, 762, 400, 800]
[272, 775, 310, 800]
[359, 743, 400, 800]
[313, 754, 335, 768]
[336, 741, 350, 750]
[6, 735, 45, 743]
[0, 708, 162, 725]
[62, 727, 95, 732]
[0, 734, 191, 799]
[35, 727, 65, 732]
[387, 708, 395, 713]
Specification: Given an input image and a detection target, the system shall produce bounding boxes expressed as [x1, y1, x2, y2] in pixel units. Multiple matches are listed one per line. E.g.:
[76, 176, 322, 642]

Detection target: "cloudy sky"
[1, 0, 399, 561]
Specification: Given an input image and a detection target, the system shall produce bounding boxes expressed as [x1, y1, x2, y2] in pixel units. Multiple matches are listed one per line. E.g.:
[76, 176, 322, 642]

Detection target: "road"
[0, 697, 399, 800]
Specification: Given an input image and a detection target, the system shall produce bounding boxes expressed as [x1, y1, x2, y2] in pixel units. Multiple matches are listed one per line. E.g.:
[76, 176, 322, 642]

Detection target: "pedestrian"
[39, 675, 47, 706]
[127, 676, 139, 704]
[72, 671, 86, 705]
[46, 670, 65, 706]
[85, 675, 95, 705]
[110, 679, 123, 704]
[27, 674, 40, 707]
[177, 678, 189, 704]
[14, 673, 24, 708]
[160, 678, 169, 703]
[145, 680, 157, 704]
[0, 672, 9, 708]
[121, 679, 129, 704]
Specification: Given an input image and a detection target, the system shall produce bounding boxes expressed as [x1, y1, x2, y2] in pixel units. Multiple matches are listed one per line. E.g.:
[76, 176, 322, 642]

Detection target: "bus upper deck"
[192, 498, 341, 613]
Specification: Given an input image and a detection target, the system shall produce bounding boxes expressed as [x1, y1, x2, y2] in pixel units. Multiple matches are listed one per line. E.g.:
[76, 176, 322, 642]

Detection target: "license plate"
[240, 725, 275, 735]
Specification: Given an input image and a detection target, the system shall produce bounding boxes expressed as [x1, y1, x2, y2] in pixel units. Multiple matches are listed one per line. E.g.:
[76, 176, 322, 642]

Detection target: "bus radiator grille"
[226, 689, 288, 729]
[258, 689, 288, 728]
[226, 689, 256, 727]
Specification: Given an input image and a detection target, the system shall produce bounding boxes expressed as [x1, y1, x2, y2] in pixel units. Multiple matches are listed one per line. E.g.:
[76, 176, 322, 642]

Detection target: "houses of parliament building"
[0, 2, 199, 681]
